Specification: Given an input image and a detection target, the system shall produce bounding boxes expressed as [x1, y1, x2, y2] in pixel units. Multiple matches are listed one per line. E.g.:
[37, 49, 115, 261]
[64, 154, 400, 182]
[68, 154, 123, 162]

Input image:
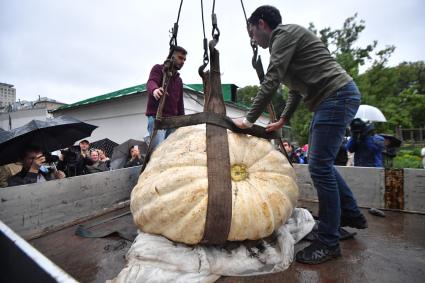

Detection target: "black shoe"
[341, 213, 368, 229]
[296, 240, 341, 264]
[303, 226, 356, 242]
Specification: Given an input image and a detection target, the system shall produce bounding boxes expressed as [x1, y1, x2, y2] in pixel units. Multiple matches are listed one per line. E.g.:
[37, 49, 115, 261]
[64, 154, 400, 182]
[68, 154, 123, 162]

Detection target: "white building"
[52, 84, 283, 144]
[0, 108, 50, 130]
[0, 83, 16, 109]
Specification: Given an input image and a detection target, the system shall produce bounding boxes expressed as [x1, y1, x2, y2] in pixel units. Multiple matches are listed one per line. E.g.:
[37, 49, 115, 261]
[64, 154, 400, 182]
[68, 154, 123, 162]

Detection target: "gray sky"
[1, 0, 424, 104]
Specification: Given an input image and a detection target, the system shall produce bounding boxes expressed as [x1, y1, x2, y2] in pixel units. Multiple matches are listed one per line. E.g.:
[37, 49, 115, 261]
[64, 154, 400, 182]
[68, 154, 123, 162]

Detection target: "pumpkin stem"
[231, 164, 249, 181]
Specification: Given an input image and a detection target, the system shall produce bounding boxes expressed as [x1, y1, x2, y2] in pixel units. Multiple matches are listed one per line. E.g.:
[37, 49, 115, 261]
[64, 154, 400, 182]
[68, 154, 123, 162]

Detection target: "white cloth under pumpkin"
[110, 208, 314, 283]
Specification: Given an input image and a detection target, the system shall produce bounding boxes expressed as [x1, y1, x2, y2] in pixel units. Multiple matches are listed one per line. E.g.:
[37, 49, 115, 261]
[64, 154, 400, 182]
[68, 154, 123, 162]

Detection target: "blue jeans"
[147, 116, 175, 149]
[308, 81, 362, 246]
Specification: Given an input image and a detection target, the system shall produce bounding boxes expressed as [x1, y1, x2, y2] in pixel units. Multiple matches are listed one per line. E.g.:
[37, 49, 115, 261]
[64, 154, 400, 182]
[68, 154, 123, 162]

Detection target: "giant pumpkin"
[130, 125, 299, 244]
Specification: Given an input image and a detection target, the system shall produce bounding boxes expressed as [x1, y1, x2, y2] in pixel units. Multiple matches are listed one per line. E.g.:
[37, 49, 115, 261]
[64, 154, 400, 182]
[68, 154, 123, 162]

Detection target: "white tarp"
[110, 208, 314, 283]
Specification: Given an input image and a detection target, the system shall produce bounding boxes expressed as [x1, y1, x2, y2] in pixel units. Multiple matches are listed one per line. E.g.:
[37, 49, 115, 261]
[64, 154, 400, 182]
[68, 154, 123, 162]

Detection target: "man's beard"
[257, 30, 270, 48]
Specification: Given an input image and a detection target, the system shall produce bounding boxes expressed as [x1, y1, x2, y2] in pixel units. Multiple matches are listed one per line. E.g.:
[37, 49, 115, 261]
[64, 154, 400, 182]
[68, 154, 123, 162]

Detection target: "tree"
[236, 85, 286, 119]
[236, 85, 259, 107]
[357, 61, 425, 133]
[308, 14, 379, 79]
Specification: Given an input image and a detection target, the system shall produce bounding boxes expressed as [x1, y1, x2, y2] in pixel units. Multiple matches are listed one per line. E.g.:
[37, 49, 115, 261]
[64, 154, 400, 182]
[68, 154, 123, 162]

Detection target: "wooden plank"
[295, 164, 386, 209]
[404, 169, 425, 212]
[0, 167, 140, 239]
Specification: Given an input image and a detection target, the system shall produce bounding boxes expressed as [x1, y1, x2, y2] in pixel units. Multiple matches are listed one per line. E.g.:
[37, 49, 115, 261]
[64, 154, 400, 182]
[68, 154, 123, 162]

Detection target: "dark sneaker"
[296, 240, 341, 264]
[304, 226, 356, 241]
[341, 214, 368, 229]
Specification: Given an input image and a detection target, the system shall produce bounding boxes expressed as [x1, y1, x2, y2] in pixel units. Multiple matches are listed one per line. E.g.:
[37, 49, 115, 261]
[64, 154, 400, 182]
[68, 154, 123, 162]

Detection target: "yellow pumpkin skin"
[130, 125, 299, 244]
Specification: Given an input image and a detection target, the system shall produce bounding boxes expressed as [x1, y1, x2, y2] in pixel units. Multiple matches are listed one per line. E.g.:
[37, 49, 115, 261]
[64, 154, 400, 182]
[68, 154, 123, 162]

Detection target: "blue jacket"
[346, 134, 384, 167]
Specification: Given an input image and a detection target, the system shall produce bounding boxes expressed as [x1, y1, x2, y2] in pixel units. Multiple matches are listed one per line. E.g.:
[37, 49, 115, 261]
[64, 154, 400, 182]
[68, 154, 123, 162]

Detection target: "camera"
[60, 149, 78, 163]
[43, 152, 59, 163]
[350, 118, 374, 139]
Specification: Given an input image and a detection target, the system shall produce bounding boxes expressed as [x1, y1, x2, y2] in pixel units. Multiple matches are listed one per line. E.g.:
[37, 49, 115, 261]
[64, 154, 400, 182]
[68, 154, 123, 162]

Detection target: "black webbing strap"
[75, 211, 137, 242]
[154, 112, 281, 140]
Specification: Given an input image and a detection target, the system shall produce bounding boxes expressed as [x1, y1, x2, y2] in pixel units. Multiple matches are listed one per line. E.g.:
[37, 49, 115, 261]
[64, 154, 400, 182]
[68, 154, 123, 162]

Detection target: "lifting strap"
[154, 112, 281, 140]
[195, 2, 233, 245]
[142, 2, 283, 245]
[199, 43, 232, 245]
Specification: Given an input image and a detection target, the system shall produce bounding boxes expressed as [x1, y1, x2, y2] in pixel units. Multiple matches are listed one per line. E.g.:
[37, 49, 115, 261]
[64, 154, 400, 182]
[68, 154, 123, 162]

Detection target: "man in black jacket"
[57, 140, 93, 177]
[8, 146, 65, 187]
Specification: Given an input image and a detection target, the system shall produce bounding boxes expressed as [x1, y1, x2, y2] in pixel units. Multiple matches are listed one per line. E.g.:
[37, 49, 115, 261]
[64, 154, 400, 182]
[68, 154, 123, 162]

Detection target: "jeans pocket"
[344, 98, 360, 125]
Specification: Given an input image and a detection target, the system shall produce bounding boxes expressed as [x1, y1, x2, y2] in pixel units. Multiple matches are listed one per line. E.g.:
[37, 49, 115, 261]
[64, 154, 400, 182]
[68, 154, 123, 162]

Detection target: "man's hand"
[30, 154, 45, 173]
[54, 170, 66, 179]
[232, 118, 250, 129]
[266, 117, 287, 132]
[153, 87, 165, 100]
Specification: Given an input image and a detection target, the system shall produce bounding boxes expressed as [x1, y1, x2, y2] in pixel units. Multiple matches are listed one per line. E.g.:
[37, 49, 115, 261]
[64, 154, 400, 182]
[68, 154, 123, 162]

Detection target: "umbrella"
[380, 134, 402, 148]
[110, 139, 148, 169]
[90, 138, 118, 158]
[0, 116, 97, 166]
[355, 105, 387, 122]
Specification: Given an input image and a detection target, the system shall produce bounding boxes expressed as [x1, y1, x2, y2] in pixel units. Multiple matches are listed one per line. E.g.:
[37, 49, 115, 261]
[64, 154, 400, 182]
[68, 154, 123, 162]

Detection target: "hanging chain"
[211, 0, 220, 45]
[168, 0, 184, 58]
[239, 0, 260, 71]
[198, 0, 209, 77]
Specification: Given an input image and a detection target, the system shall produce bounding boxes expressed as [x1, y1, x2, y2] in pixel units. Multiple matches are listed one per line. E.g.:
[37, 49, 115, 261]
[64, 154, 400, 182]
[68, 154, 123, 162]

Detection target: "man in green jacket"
[233, 5, 367, 264]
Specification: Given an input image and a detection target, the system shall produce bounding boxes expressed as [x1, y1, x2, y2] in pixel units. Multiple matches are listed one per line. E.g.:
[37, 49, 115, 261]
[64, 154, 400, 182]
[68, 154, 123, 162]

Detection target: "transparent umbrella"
[110, 139, 148, 170]
[354, 105, 387, 122]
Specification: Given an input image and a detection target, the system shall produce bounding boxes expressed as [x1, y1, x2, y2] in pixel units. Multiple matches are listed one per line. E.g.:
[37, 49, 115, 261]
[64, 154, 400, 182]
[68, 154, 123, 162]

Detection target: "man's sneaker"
[341, 213, 368, 229]
[296, 240, 341, 264]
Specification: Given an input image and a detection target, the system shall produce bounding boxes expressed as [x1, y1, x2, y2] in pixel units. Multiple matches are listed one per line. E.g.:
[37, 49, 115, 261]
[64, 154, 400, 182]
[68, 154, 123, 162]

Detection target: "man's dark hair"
[20, 145, 42, 159]
[282, 140, 293, 149]
[248, 5, 282, 30]
[172, 46, 187, 55]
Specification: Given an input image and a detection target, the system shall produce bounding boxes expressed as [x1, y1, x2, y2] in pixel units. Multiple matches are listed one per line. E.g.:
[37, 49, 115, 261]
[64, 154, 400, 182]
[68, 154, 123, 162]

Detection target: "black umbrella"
[90, 138, 118, 158]
[0, 116, 97, 166]
[110, 139, 148, 169]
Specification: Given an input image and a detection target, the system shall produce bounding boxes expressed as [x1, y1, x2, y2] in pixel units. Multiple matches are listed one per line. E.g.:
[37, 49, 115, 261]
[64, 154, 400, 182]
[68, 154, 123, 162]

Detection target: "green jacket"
[246, 24, 352, 123]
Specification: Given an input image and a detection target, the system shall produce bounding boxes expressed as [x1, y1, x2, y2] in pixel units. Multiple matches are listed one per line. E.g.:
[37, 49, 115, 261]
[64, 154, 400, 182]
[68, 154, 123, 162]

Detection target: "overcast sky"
[1, 0, 424, 104]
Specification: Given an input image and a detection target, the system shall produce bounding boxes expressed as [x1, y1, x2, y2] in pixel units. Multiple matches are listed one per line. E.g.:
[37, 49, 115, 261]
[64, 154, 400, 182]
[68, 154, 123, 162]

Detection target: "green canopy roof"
[54, 83, 249, 112]
[56, 84, 147, 111]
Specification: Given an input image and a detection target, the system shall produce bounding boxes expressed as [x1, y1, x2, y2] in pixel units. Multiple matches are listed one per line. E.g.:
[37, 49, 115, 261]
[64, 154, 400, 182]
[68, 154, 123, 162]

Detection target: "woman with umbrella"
[346, 119, 385, 167]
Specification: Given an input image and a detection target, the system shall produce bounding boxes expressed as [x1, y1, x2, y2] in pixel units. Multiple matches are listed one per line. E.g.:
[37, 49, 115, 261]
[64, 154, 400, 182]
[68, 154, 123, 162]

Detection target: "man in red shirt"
[146, 46, 187, 148]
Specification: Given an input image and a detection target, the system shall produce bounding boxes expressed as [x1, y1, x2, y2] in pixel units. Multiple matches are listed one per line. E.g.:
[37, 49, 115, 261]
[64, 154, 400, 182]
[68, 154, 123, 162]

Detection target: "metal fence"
[396, 127, 425, 144]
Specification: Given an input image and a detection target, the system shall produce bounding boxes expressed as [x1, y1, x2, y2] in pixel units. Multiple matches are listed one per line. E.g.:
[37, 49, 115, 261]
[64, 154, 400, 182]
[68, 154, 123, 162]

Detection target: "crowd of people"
[0, 139, 144, 188]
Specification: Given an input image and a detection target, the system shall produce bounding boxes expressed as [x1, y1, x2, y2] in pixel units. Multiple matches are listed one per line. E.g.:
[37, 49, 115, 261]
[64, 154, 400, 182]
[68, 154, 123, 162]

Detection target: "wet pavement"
[220, 201, 425, 283]
[30, 201, 425, 282]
